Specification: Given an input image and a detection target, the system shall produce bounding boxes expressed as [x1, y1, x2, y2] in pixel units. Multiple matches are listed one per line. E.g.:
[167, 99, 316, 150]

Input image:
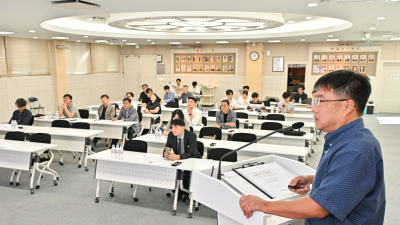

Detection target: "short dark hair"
[101, 94, 109, 99]
[126, 92, 134, 97]
[243, 85, 250, 90]
[242, 90, 248, 96]
[251, 92, 259, 98]
[188, 97, 197, 103]
[63, 94, 72, 100]
[145, 88, 153, 94]
[314, 70, 371, 115]
[164, 85, 170, 90]
[192, 81, 197, 86]
[221, 99, 230, 106]
[176, 78, 181, 82]
[171, 119, 185, 127]
[142, 84, 148, 88]
[15, 98, 27, 107]
[123, 97, 131, 103]
[226, 89, 233, 95]
[171, 109, 184, 121]
[282, 92, 291, 99]
[298, 85, 305, 90]
[312, 90, 317, 94]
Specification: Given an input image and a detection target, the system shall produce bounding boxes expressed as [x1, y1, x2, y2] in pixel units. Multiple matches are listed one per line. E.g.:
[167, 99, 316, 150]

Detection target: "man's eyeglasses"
[315, 97, 356, 108]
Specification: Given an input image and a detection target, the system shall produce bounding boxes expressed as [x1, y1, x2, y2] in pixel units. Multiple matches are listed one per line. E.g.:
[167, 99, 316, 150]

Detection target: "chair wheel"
[311, 149, 315, 153]
[166, 193, 171, 197]
[31, 189, 34, 194]
[10, 182, 13, 185]
[195, 207, 199, 211]
[187, 213, 192, 219]
[73, 156, 75, 159]
[134, 198, 138, 202]
[16, 182, 19, 187]
[92, 159, 95, 162]
[106, 144, 108, 147]
[54, 181, 57, 186]
[149, 188, 151, 191]
[85, 167, 89, 172]
[171, 211, 176, 216]
[59, 162, 63, 166]
[41, 175, 43, 178]
[94, 197, 99, 203]
[131, 184, 133, 188]
[14, 172, 17, 175]
[36, 185, 40, 189]
[78, 165, 82, 168]
[308, 153, 311, 158]
[57, 177, 59, 180]
[79, 157, 81, 160]
[314, 141, 316, 145]
[110, 193, 114, 197]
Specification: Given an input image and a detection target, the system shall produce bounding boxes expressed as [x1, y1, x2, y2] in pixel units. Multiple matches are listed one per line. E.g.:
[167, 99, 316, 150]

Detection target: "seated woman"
[9, 98, 33, 125]
[116, 92, 136, 113]
[163, 109, 190, 136]
[145, 93, 162, 114]
[237, 90, 250, 106]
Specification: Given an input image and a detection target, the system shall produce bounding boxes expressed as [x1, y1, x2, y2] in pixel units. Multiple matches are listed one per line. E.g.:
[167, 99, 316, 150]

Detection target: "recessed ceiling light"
[147, 39, 151, 41]
[307, 3, 318, 7]
[29, 30, 35, 33]
[369, 27, 376, 30]
[51, 37, 70, 40]
[361, 38, 366, 40]
[110, 43, 114, 45]
[125, 43, 138, 45]
[84, 36, 89, 38]
[87, 18, 93, 21]
[122, 40, 127, 42]
[96, 40, 108, 43]
[77, 40, 81, 42]
[203, 17, 207, 18]
[126, 20, 130, 22]
[196, 41, 200, 43]
[376, 17, 385, 20]
[269, 22, 274, 24]
[0, 31, 15, 34]
[216, 41, 229, 43]
[390, 38, 400, 40]
[326, 39, 340, 42]
[145, 18, 150, 20]
[151, 42, 155, 44]
[172, 17, 177, 19]
[32, 37, 37, 39]
[256, 20, 260, 22]
[288, 21, 294, 23]
[169, 42, 182, 44]
[305, 17, 312, 19]
[328, 35, 333, 37]
[268, 40, 281, 43]
[245, 40, 250, 42]
[301, 39, 305, 41]
[234, 18, 238, 19]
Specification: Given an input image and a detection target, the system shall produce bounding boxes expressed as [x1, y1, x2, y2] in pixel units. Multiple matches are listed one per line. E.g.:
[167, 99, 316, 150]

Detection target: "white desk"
[134, 134, 308, 163]
[88, 111, 119, 119]
[262, 107, 313, 115]
[0, 139, 57, 194]
[160, 106, 182, 122]
[141, 114, 161, 132]
[271, 102, 308, 108]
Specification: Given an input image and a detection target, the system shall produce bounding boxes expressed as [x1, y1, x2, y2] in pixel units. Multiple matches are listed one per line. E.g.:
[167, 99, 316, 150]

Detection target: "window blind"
[65, 41, 91, 75]
[91, 43, 117, 73]
[0, 36, 6, 76]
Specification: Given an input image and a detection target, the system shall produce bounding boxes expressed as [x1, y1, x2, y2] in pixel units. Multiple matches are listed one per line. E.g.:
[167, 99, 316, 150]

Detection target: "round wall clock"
[250, 51, 259, 61]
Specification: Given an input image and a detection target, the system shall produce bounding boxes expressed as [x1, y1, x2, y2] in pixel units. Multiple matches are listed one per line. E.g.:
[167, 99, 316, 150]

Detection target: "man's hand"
[285, 105, 289, 110]
[226, 122, 235, 127]
[239, 194, 267, 219]
[213, 124, 221, 128]
[280, 105, 285, 110]
[145, 109, 150, 113]
[288, 175, 312, 194]
[172, 84, 176, 88]
[292, 99, 296, 102]
[169, 154, 181, 161]
[163, 152, 169, 159]
[62, 102, 67, 109]
[112, 118, 117, 122]
[187, 107, 193, 115]
[141, 103, 147, 108]
[179, 92, 183, 98]
[161, 100, 165, 104]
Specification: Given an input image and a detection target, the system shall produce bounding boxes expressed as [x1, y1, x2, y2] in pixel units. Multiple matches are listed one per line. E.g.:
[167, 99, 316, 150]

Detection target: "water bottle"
[133, 96, 136, 101]
[95, 113, 99, 122]
[141, 106, 145, 114]
[11, 120, 15, 130]
[89, 105, 92, 111]
[299, 97, 302, 104]
[55, 111, 59, 119]
[48, 111, 52, 119]
[215, 103, 218, 110]
[118, 145, 123, 160]
[111, 145, 115, 159]
[120, 145, 124, 160]
[206, 110, 208, 117]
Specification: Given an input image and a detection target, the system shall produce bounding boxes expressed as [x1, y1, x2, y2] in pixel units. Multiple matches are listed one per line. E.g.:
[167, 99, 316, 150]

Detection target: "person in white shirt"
[221, 89, 238, 109]
[237, 90, 251, 106]
[183, 97, 203, 126]
[239, 85, 252, 99]
[189, 81, 201, 95]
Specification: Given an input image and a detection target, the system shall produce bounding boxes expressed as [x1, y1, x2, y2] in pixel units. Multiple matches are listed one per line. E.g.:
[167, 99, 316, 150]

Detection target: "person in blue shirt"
[9, 98, 33, 125]
[239, 70, 385, 224]
[161, 85, 175, 104]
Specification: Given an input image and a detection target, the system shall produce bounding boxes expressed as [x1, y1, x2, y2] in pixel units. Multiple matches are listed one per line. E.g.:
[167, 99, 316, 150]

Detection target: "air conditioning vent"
[50, 0, 100, 9]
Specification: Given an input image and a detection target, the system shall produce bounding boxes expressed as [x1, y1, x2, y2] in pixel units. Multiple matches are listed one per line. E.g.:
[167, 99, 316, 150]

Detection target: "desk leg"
[179, 178, 193, 219]
[30, 155, 39, 194]
[122, 127, 128, 146]
[95, 179, 101, 203]
[85, 144, 90, 172]
[172, 179, 180, 216]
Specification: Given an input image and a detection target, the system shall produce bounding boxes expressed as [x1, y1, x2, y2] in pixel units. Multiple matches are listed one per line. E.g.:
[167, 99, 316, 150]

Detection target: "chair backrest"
[236, 112, 248, 119]
[174, 98, 179, 102]
[33, 114, 45, 117]
[166, 102, 179, 108]
[202, 116, 207, 126]
[262, 101, 270, 107]
[28, 97, 39, 103]
[190, 126, 194, 132]
[123, 140, 148, 153]
[200, 90, 203, 95]
[207, 148, 237, 162]
[261, 122, 283, 131]
[199, 127, 222, 140]
[232, 133, 257, 142]
[208, 111, 216, 117]
[112, 103, 120, 110]
[78, 109, 89, 119]
[51, 120, 70, 128]
[30, 133, 51, 144]
[138, 111, 143, 123]
[29, 116, 34, 126]
[137, 106, 142, 113]
[236, 119, 239, 128]
[71, 122, 90, 130]
[5, 131, 25, 141]
[265, 114, 285, 121]
[197, 141, 204, 157]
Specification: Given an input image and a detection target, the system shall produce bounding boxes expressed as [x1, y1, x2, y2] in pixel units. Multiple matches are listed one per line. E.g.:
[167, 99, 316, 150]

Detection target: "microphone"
[216, 122, 304, 180]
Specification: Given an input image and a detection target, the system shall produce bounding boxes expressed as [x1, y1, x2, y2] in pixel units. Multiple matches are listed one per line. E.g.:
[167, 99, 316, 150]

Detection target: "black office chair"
[166, 102, 179, 108]
[174, 98, 179, 102]
[207, 148, 237, 162]
[266, 114, 285, 121]
[5, 131, 25, 141]
[78, 109, 89, 119]
[208, 111, 216, 117]
[199, 127, 222, 140]
[112, 103, 120, 111]
[137, 106, 142, 114]
[236, 119, 239, 129]
[232, 133, 257, 142]
[236, 112, 248, 119]
[51, 120, 70, 128]
[262, 101, 271, 107]
[202, 117, 207, 126]
[197, 141, 204, 157]
[31, 133, 58, 187]
[190, 126, 194, 132]
[261, 122, 283, 131]
[71, 122, 90, 130]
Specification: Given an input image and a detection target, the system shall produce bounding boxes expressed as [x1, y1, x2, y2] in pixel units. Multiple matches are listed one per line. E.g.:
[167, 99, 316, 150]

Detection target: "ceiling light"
[305, 17, 312, 19]
[245, 40, 250, 42]
[147, 39, 151, 41]
[172, 17, 177, 19]
[84, 36, 89, 38]
[169, 42, 182, 44]
[216, 41, 229, 43]
[301, 39, 305, 41]
[51, 37, 70, 40]
[121, 40, 127, 42]
[29, 30, 35, 33]
[110, 43, 114, 45]
[269, 22, 274, 24]
[145, 18, 150, 20]
[390, 0, 400, 1]
[376, 17, 385, 20]
[390, 38, 400, 40]
[0, 31, 15, 34]
[32, 37, 37, 39]
[256, 20, 260, 22]
[196, 41, 200, 43]
[328, 35, 333, 37]
[234, 18, 238, 19]
[151, 42, 155, 44]
[77, 40, 81, 42]
[268, 40, 281, 43]
[126, 20, 130, 22]
[87, 18, 93, 21]
[361, 38, 366, 40]
[96, 40, 108, 43]
[369, 27, 376, 30]
[203, 17, 207, 18]
[326, 39, 340, 42]
[125, 43, 138, 45]
[307, 3, 318, 7]
[288, 21, 294, 23]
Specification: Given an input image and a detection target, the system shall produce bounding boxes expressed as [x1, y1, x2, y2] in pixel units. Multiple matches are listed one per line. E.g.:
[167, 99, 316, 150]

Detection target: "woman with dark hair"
[9, 98, 33, 125]
[163, 109, 190, 136]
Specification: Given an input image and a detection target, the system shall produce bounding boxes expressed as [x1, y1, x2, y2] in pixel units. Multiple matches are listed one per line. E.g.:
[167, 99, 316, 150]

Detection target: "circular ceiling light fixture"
[77, 40, 81, 42]
[301, 39, 305, 41]
[196, 41, 200, 43]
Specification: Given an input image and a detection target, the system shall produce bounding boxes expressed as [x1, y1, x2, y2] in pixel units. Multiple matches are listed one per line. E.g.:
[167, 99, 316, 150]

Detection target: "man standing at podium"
[239, 70, 385, 224]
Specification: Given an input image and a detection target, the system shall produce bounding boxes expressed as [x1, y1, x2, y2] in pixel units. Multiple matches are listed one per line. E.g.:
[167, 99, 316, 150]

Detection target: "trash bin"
[366, 101, 374, 114]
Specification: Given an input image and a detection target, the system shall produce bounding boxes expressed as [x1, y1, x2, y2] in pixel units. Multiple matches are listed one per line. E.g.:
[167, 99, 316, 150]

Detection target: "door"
[381, 63, 400, 113]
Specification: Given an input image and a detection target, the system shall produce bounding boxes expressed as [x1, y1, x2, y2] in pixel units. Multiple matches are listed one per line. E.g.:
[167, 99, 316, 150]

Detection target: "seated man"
[247, 92, 267, 113]
[112, 98, 140, 140]
[278, 92, 295, 114]
[292, 85, 308, 104]
[189, 81, 201, 95]
[179, 85, 193, 103]
[172, 78, 183, 95]
[141, 88, 161, 107]
[94, 94, 117, 146]
[307, 90, 317, 108]
[239, 85, 252, 98]
[222, 89, 238, 110]
[163, 118, 201, 201]
[138, 84, 148, 102]
[215, 100, 236, 129]
[183, 97, 203, 126]
[9, 98, 33, 125]
[161, 85, 175, 104]
[237, 90, 251, 106]
[58, 94, 81, 118]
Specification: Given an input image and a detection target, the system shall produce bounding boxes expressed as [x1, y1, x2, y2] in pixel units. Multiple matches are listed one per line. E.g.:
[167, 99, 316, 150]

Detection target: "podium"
[191, 155, 316, 225]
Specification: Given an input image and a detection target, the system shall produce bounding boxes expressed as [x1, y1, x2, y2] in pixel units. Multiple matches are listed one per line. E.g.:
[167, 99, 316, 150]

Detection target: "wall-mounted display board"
[174, 53, 236, 74]
[312, 52, 377, 76]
